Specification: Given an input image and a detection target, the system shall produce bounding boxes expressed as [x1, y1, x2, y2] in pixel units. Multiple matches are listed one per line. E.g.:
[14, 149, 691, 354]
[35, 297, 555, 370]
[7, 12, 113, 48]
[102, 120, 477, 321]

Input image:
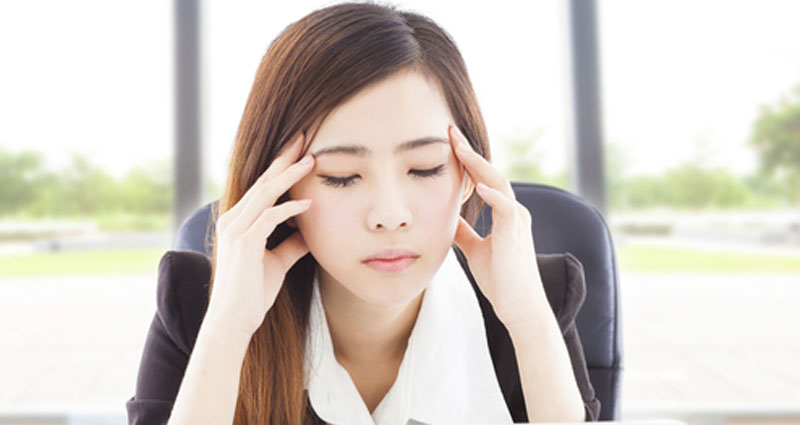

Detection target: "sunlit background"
[1, 1, 799, 424]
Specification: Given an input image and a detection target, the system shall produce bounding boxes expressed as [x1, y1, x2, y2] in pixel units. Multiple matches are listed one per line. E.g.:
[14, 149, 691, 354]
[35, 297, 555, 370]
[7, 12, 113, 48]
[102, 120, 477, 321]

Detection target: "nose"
[366, 183, 413, 232]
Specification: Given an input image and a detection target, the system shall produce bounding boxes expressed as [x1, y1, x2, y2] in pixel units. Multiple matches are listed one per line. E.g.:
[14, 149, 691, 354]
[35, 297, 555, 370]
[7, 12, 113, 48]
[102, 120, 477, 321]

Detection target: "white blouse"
[303, 247, 513, 425]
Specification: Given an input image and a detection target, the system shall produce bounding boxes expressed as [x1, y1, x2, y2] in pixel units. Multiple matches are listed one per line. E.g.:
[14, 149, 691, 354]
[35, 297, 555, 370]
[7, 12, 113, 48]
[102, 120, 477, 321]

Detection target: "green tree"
[0, 149, 46, 215]
[750, 83, 800, 206]
[662, 165, 750, 209]
[118, 161, 172, 215]
[614, 164, 752, 211]
[620, 175, 667, 209]
[0, 148, 174, 225]
[58, 153, 119, 216]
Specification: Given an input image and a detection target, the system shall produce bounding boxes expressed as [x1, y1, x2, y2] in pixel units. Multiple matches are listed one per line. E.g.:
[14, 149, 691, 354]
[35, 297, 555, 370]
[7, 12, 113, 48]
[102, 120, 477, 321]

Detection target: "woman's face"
[289, 68, 473, 309]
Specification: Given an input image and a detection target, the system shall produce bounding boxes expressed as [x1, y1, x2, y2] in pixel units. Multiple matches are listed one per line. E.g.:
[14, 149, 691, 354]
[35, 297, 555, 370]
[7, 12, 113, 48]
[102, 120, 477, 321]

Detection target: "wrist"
[199, 310, 255, 352]
[497, 286, 552, 333]
[505, 302, 564, 350]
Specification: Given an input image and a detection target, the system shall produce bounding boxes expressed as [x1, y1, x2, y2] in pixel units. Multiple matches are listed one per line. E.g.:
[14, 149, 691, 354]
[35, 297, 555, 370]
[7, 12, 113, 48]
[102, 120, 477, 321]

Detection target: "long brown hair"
[209, 2, 491, 423]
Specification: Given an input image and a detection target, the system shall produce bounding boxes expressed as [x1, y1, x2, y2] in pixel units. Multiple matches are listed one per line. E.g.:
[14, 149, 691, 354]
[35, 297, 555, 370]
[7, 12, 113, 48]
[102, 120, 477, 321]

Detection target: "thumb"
[269, 230, 311, 272]
[453, 215, 482, 259]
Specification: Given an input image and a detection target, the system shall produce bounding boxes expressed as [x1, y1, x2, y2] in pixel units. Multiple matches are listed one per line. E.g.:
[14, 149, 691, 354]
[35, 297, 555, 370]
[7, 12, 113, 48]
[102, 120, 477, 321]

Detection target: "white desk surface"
[407, 420, 686, 425]
[515, 421, 686, 425]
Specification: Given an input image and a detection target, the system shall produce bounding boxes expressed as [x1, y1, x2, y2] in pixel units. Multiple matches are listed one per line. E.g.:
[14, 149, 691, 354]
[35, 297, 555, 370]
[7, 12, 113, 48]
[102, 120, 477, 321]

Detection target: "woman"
[126, 2, 601, 424]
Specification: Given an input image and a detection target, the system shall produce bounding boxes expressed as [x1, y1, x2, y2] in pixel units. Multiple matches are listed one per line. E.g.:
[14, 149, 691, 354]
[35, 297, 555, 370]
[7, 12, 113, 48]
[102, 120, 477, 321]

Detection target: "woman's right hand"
[204, 132, 315, 341]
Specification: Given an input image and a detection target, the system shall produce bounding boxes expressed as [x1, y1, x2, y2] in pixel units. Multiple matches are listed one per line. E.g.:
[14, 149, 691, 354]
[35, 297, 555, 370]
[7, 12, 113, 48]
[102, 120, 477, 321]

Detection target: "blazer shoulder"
[155, 250, 212, 355]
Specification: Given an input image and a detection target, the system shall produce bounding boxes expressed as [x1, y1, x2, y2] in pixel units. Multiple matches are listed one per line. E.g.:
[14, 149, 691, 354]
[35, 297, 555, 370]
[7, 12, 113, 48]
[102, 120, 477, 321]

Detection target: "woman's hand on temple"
[448, 125, 549, 329]
[205, 132, 315, 341]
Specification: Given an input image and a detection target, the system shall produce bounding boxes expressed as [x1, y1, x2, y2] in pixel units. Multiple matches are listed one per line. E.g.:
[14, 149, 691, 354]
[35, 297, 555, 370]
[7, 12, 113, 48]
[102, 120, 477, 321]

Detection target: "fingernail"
[298, 155, 313, 166]
[298, 199, 312, 205]
[452, 128, 470, 151]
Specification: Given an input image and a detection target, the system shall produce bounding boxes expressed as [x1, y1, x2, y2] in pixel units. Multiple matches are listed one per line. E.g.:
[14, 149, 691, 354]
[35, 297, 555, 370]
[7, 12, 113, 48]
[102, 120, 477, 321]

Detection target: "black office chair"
[173, 182, 623, 420]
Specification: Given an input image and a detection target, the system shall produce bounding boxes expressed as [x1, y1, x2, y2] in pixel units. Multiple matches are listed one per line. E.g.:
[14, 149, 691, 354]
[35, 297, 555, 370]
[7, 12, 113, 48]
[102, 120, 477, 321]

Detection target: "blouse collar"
[303, 247, 512, 425]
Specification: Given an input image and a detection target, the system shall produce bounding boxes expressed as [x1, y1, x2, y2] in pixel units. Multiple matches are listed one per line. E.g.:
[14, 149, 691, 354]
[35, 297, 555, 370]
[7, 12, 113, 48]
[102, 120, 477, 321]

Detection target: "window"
[600, 1, 800, 422]
[0, 1, 171, 420]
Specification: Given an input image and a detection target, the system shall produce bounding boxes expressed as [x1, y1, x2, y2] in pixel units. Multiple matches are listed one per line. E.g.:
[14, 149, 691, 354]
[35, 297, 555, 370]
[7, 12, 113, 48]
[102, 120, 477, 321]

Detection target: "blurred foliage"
[750, 82, 800, 205]
[606, 146, 794, 210]
[0, 150, 42, 215]
[502, 130, 794, 211]
[612, 163, 756, 210]
[0, 149, 173, 229]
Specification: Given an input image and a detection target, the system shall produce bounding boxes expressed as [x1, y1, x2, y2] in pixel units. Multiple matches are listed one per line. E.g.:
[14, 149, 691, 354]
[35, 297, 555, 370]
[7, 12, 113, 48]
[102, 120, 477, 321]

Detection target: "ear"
[460, 174, 475, 205]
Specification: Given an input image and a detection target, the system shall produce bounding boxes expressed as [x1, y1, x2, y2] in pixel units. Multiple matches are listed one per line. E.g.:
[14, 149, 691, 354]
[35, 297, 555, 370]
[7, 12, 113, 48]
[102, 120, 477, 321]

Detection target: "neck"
[319, 273, 424, 367]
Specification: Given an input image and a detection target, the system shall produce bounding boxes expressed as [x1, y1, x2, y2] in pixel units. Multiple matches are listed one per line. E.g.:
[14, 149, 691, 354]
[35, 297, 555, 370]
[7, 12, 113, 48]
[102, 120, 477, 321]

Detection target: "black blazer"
[126, 247, 601, 424]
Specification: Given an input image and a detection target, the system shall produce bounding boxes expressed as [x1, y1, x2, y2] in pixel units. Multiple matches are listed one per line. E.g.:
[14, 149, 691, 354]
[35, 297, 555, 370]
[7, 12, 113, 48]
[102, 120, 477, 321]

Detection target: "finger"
[228, 132, 306, 219]
[268, 228, 311, 274]
[476, 182, 519, 239]
[230, 155, 315, 234]
[449, 125, 515, 200]
[269, 131, 309, 180]
[453, 215, 483, 257]
[243, 198, 312, 248]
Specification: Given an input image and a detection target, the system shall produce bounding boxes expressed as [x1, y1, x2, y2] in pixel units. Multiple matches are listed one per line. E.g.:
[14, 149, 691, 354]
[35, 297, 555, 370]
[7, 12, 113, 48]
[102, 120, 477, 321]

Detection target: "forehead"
[308, 69, 454, 154]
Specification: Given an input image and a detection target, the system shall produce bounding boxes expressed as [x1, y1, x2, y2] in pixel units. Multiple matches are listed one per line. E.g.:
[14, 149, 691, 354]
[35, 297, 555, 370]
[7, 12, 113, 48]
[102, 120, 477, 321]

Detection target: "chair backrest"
[172, 182, 623, 420]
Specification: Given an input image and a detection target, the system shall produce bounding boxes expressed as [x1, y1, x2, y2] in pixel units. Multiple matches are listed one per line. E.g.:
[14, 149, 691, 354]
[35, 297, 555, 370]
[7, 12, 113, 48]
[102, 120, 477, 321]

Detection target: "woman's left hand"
[448, 125, 550, 329]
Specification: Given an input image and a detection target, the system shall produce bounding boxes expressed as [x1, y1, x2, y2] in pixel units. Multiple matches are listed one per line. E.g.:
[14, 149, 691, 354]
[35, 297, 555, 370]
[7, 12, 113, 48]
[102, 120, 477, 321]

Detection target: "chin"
[354, 266, 431, 306]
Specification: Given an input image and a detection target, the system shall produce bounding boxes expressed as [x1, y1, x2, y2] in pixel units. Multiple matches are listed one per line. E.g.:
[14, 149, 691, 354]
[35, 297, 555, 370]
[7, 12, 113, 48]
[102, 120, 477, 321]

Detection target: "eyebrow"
[311, 136, 448, 158]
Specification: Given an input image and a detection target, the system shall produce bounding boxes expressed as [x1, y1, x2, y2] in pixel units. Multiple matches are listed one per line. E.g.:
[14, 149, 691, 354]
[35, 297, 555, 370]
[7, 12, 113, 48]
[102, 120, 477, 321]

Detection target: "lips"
[362, 248, 419, 273]
[362, 248, 419, 262]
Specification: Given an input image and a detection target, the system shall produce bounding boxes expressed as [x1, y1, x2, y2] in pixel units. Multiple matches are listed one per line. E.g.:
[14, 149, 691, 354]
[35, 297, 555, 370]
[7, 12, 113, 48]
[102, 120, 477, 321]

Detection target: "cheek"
[295, 193, 358, 247]
[415, 174, 463, 239]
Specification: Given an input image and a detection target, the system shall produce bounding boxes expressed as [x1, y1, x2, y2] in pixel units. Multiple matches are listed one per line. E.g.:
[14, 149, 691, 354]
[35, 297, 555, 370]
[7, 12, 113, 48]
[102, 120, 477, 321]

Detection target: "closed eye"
[319, 164, 446, 188]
